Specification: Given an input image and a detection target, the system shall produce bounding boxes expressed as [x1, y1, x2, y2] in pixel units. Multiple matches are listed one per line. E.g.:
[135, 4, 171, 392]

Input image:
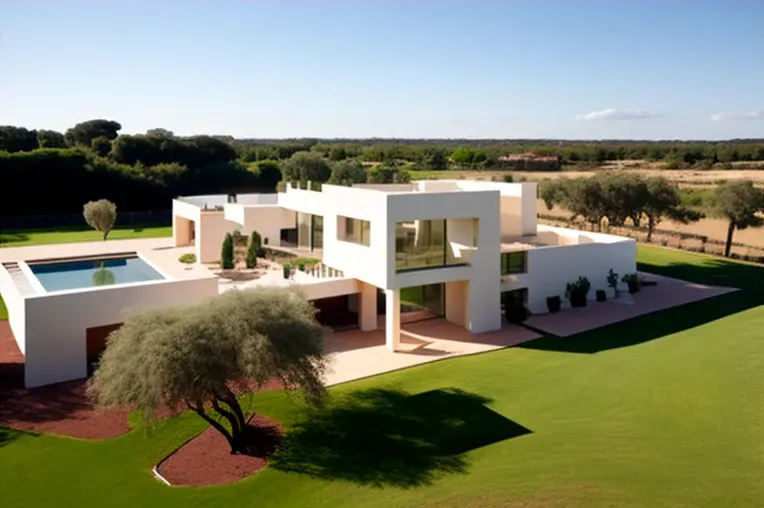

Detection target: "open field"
[0, 226, 172, 248]
[1, 247, 762, 508]
[539, 201, 764, 249]
[410, 168, 764, 187]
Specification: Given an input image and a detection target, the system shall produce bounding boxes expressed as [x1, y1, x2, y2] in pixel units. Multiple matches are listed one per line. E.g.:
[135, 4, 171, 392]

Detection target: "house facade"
[173, 180, 637, 352]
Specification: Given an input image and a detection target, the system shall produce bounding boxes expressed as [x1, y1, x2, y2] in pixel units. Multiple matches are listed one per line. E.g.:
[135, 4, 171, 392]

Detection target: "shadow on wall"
[271, 387, 531, 488]
[518, 257, 763, 355]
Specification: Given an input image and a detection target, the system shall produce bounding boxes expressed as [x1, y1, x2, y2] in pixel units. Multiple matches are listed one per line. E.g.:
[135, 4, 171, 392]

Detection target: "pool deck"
[0, 238, 215, 282]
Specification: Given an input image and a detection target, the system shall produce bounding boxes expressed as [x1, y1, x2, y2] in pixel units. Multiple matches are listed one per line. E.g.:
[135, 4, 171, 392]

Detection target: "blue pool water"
[29, 256, 164, 292]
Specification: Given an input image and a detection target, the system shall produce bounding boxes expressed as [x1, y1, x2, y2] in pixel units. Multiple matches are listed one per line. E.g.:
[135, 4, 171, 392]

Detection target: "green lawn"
[0, 246, 762, 508]
[0, 225, 172, 248]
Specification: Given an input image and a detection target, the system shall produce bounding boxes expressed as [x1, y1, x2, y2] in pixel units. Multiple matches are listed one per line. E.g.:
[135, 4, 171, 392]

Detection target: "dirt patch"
[0, 380, 134, 439]
[157, 415, 283, 486]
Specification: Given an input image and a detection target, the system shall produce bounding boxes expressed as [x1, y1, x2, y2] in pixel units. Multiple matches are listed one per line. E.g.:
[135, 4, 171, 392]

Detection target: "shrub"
[231, 229, 247, 247]
[83, 199, 117, 240]
[596, 289, 607, 302]
[178, 253, 197, 264]
[283, 264, 292, 279]
[221, 233, 235, 269]
[502, 173, 514, 183]
[621, 273, 641, 293]
[565, 276, 591, 307]
[606, 268, 620, 297]
[246, 231, 262, 269]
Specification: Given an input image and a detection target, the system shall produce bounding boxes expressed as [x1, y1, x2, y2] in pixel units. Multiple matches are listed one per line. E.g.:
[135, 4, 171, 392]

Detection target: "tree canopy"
[281, 151, 332, 183]
[88, 287, 328, 454]
[713, 180, 764, 256]
[540, 172, 702, 240]
[83, 199, 117, 240]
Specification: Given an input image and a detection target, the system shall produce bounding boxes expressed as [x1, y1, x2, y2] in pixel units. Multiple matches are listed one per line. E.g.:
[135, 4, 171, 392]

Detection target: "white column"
[359, 283, 378, 331]
[385, 289, 400, 351]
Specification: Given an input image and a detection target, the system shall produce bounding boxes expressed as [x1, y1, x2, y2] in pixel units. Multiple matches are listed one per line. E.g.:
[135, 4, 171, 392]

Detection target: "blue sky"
[2, 1, 763, 140]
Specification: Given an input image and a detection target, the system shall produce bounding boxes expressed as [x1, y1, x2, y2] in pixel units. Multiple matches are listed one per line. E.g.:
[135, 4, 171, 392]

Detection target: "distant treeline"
[1, 119, 763, 218]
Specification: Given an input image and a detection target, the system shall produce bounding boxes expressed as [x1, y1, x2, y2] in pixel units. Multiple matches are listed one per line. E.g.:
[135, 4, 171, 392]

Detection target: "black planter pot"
[546, 296, 561, 313]
[596, 289, 607, 302]
[627, 281, 640, 294]
[570, 294, 588, 308]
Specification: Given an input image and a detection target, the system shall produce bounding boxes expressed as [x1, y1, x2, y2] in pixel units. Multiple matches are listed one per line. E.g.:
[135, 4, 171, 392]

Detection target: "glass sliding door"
[400, 283, 445, 323]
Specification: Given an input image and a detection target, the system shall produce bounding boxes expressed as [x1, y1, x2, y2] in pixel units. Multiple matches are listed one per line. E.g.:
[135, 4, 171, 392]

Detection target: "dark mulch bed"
[1, 321, 285, 439]
[157, 415, 283, 486]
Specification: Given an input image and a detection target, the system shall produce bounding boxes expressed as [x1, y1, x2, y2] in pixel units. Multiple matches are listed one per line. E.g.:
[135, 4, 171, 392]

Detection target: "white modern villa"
[173, 179, 637, 344]
[1, 179, 638, 388]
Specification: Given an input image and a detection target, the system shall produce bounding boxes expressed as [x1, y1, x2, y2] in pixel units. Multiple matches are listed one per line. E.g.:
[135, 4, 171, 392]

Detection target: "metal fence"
[1, 210, 172, 230]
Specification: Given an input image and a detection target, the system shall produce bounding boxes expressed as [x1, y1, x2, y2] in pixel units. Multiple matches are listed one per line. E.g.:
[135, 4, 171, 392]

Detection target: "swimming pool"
[29, 255, 165, 292]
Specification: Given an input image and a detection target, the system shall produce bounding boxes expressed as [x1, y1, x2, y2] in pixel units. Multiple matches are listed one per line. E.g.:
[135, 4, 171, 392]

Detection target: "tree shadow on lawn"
[271, 387, 531, 488]
[518, 258, 763, 355]
[0, 426, 38, 447]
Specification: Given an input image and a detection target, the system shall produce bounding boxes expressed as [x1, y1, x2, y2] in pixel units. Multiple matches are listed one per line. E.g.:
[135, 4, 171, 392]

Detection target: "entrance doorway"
[501, 288, 528, 314]
[86, 323, 122, 376]
[400, 283, 445, 324]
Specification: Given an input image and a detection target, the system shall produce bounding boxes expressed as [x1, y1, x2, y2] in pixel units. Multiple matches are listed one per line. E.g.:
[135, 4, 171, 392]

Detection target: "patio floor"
[323, 318, 541, 386]
[524, 272, 738, 337]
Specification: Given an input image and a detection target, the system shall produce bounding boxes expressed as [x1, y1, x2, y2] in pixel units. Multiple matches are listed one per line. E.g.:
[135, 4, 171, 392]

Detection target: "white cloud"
[576, 108, 660, 121]
[710, 109, 764, 121]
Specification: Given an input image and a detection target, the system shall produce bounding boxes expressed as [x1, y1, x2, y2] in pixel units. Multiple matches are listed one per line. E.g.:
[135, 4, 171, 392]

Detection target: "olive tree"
[713, 180, 764, 257]
[88, 287, 328, 455]
[83, 199, 117, 240]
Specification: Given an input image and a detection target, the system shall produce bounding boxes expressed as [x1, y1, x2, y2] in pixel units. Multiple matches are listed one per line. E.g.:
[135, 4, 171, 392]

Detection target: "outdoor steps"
[2, 262, 38, 296]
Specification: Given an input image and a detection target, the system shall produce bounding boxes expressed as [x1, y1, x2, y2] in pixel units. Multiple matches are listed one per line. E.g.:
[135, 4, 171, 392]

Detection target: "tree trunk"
[724, 220, 735, 257]
[647, 216, 655, 242]
[102, 230, 109, 241]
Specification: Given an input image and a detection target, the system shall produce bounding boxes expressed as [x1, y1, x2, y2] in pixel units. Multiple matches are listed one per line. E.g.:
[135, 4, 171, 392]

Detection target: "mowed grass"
[0, 246, 762, 508]
[0, 225, 172, 248]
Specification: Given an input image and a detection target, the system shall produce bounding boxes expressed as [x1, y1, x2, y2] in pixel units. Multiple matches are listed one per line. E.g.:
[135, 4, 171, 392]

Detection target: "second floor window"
[338, 216, 371, 246]
[501, 252, 527, 275]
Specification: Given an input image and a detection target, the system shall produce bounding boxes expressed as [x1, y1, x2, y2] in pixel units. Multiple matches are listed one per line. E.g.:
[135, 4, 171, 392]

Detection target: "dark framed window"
[501, 252, 527, 275]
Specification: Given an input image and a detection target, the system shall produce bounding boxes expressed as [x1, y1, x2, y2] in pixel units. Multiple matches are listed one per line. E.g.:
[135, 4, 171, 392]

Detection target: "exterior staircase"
[2, 262, 38, 296]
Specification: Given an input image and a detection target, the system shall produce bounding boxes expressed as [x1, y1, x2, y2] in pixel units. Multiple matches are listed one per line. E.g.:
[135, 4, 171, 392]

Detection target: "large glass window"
[395, 219, 466, 272]
[312, 215, 324, 250]
[500, 252, 527, 275]
[297, 212, 311, 249]
[338, 216, 370, 246]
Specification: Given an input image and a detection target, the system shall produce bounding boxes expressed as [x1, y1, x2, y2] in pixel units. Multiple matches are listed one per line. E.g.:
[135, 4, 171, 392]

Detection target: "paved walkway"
[323, 319, 541, 386]
[524, 272, 738, 337]
[0, 238, 174, 262]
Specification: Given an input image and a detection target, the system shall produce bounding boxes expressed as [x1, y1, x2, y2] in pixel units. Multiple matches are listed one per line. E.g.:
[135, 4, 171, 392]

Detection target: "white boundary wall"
[501, 227, 637, 314]
[22, 277, 219, 388]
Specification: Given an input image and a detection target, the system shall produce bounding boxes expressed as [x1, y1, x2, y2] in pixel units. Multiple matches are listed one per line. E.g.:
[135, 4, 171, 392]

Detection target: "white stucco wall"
[22, 277, 219, 388]
[0, 266, 27, 354]
[224, 204, 296, 246]
[386, 189, 503, 333]
[501, 229, 637, 314]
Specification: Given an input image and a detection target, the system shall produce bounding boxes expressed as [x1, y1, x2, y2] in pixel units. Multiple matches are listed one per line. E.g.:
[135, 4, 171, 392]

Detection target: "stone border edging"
[150, 431, 204, 486]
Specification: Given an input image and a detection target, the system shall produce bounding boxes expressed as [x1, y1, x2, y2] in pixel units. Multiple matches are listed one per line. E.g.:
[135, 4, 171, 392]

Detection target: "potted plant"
[298, 263, 306, 272]
[621, 273, 641, 294]
[565, 276, 591, 308]
[282, 264, 292, 279]
[606, 268, 619, 298]
[546, 296, 562, 313]
[596, 289, 607, 302]
[505, 303, 530, 324]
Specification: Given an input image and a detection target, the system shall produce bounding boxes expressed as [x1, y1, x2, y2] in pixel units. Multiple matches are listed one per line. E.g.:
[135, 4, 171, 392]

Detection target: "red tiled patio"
[524, 272, 738, 337]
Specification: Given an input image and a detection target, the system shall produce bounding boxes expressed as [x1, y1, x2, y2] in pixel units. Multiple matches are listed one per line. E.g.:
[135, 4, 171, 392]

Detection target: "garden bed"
[156, 415, 283, 486]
